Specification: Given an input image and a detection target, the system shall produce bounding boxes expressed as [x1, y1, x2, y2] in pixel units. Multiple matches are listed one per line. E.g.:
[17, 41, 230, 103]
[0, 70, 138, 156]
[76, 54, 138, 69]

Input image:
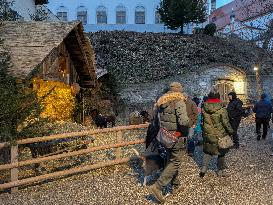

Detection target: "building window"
[57, 11, 67, 21]
[97, 6, 107, 24]
[135, 6, 145, 24]
[230, 14, 235, 23]
[155, 10, 161, 24]
[57, 6, 68, 21]
[116, 5, 126, 24]
[212, 16, 217, 22]
[77, 6, 87, 25]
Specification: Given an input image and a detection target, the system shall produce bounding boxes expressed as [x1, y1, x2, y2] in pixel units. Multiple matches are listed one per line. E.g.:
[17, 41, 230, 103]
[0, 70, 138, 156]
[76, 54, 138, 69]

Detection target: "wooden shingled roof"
[0, 21, 97, 88]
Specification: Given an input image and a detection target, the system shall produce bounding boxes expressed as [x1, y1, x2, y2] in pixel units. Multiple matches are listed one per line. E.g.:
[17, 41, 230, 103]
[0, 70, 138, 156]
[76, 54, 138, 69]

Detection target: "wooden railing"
[0, 124, 148, 193]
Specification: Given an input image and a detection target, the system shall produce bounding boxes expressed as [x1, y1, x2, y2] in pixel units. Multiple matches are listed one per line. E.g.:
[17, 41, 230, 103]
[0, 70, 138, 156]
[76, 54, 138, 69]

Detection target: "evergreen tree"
[30, 7, 50, 21]
[0, 20, 42, 142]
[0, 0, 20, 21]
[158, 0, 207, 34]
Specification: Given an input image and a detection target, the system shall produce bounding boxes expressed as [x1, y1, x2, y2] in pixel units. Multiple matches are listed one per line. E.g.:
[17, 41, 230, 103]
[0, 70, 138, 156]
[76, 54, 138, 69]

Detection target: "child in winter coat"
[194, 102, 203, 145]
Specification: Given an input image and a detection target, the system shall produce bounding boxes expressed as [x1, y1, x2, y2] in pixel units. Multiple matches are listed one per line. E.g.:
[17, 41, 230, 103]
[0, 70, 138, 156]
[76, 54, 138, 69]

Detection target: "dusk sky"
[217, 0, 233, 8]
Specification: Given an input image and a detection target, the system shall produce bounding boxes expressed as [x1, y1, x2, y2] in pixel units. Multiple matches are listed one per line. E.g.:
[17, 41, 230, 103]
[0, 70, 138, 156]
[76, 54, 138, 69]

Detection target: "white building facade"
[8, 0, 37, 20]
[6, 0, 58, 21]
[47, 0, 214, 33]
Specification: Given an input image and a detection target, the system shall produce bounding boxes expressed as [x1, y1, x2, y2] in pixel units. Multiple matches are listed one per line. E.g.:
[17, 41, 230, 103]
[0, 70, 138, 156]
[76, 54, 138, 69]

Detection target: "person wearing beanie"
[200, 91, 233, 178]
[253, 93, 273, 140]
[227, 91, 244, 149]
[149, 82, 189, 203]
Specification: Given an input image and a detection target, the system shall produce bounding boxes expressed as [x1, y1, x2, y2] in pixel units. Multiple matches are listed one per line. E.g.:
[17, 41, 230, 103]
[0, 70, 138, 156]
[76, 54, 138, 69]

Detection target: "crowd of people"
[146, 82, 273, 203]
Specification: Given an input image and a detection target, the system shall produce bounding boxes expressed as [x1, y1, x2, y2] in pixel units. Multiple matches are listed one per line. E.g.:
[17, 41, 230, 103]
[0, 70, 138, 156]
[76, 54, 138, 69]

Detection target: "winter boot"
[257, 135, 261, 141]
[199, 166, 207, 178]
[216, 169, 230, 177]
[149, 183, 165, 203]
[200, 154, 211, 178]
[172, 184, 182, 195]
[199, 172, 205, 178]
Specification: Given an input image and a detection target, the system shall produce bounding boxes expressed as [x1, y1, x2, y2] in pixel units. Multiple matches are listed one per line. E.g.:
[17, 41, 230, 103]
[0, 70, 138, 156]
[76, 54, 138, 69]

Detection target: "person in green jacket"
[149, 82, 189, 203]
[200, 92, 233, 178]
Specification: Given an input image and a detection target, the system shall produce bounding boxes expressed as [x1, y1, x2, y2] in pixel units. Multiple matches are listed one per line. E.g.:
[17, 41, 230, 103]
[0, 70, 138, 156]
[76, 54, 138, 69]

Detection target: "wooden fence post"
[115, 131, 123, 159]
[10, 145, 18, 193]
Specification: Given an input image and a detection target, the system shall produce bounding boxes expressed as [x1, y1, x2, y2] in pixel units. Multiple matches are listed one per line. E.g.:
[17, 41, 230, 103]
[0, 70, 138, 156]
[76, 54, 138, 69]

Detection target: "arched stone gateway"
[118, 64, 249, 113]
[201, 65, 247, 103]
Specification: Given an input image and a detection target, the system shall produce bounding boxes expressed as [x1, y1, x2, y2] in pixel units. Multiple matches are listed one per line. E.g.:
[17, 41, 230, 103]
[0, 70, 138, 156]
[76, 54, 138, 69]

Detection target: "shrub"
[204, 23, 217, 36]
[193, 27, 204, 34]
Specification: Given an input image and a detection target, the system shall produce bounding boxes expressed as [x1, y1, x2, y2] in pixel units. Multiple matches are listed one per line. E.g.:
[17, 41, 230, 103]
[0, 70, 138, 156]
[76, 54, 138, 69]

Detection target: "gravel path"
[1, 120, 273, 205]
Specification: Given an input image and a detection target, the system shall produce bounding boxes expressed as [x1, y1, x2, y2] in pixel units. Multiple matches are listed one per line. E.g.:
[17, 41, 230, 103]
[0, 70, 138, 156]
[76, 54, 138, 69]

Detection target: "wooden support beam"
[115, 131, 123, 159]
[73, 29, 94, 83]
[10, 145, 18, 193]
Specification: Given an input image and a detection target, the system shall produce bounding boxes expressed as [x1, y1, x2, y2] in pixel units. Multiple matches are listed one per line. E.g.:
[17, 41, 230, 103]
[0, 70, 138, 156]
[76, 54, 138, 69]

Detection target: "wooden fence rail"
[0, 124, 148, 149]
[0, 124, 148, 193]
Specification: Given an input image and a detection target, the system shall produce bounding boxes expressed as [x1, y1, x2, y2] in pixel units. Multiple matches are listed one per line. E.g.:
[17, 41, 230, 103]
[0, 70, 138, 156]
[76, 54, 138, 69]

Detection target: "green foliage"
[204, 23, 217, 36]
[0, 26, 42, 142]
[99, 74, 118, 98]
[0, 0, 20, 21]
[30, 8, 49, 21]
[193, 27, 204, 34]
[158, 0, 207, 34]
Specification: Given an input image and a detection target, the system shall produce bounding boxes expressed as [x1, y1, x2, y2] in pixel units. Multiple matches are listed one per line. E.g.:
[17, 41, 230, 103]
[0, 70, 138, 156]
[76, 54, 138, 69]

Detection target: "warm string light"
[34, 79, 75, 121]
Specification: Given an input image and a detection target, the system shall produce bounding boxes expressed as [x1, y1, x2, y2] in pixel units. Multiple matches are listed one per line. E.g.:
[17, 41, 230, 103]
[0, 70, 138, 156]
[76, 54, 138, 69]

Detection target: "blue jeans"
[187, 128, 195, 154]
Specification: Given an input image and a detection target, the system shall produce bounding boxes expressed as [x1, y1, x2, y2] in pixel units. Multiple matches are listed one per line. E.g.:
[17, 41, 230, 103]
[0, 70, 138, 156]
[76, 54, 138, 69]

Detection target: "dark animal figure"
[91, 109, 116, 128]
[129, 110, 151, 125]
[92, 114, 107, 128]
[140, 111, 151, 123]
[142, 140, 167, 186]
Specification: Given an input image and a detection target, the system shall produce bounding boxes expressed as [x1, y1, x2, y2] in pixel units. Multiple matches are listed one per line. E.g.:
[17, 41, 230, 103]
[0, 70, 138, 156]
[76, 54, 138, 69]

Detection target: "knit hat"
[169, 82, 183, 92]
[208, 92, 219, 99]
[261, 93, 267, 100]
[228, 92, 237, 100]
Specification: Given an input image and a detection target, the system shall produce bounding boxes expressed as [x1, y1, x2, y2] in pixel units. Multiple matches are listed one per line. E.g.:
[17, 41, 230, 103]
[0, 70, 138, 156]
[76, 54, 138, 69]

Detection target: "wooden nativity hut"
[0, 21, 97, 87]
[0, 21, 98, 121]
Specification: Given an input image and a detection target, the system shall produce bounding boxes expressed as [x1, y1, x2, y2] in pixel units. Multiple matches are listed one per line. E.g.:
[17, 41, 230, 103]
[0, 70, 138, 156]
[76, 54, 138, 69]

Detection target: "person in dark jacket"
[253, 94, 273, 140]
[192, 95, 200, 106]
[186, 96, 198, 156]
[200, 92, 233, 178]
[227, 92, 244, 148]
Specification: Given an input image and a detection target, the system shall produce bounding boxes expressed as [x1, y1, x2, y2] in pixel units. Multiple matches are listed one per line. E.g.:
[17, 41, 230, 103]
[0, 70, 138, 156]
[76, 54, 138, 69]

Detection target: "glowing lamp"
[233, 81, 245, 95]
